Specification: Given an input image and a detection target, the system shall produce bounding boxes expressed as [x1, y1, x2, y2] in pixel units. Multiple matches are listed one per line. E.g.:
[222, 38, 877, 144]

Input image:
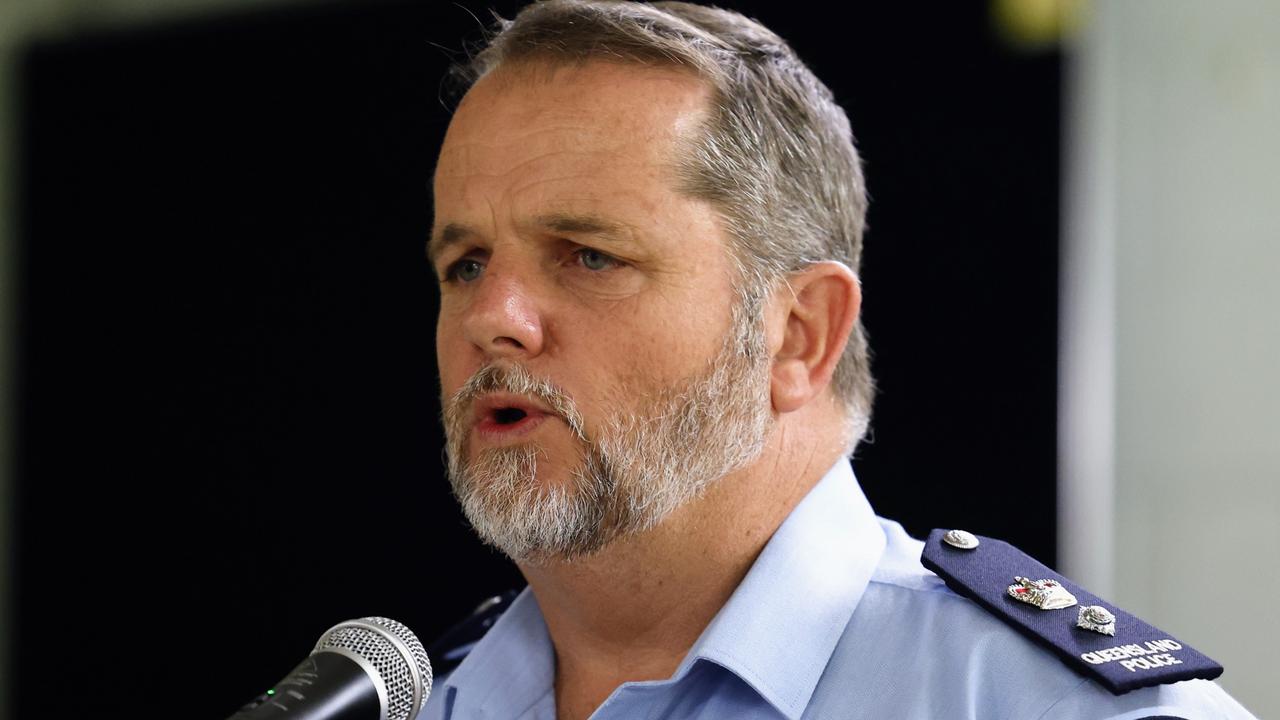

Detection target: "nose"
[461, 265, 545, 359]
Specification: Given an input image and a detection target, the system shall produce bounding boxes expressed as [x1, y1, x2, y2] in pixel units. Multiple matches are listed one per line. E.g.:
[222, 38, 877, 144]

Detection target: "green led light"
[266, 689, 276, 696]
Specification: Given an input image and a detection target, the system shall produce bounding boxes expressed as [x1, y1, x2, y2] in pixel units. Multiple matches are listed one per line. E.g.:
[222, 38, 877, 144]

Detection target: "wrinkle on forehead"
[437, 138, 655, 183]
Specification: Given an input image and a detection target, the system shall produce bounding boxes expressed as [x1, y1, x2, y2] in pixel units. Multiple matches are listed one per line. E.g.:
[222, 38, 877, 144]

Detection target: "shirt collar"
[439, 458, 885, 720]
[679, 458, 886, 720]
[440, 587, 555, 719]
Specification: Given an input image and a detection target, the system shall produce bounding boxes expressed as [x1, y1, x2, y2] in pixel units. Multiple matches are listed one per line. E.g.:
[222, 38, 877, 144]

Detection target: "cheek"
[584, 314, 726, 398]
[630, 292, 735, 369]
[435, 323, 471, 398]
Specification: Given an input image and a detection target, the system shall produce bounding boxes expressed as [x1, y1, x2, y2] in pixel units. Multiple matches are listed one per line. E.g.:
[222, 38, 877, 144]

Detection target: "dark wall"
[12, 1, 1059, 716]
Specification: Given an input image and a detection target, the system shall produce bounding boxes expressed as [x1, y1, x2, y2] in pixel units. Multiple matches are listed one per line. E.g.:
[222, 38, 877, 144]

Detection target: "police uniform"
[422, 460, 1257, 719]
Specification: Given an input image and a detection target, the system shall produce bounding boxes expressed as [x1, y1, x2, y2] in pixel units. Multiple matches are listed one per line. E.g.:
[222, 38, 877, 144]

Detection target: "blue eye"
[577, 248, 618, 271]
[445, 259, 483, 282]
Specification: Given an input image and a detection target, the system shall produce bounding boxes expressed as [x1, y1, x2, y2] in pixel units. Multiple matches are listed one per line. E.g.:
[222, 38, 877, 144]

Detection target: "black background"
[12, 1, 1059, 716]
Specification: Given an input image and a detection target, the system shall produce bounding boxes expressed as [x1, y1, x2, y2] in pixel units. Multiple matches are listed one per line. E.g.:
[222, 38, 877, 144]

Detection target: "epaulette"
[921, 529, 1223, 695]
[427, 589, 520, 676]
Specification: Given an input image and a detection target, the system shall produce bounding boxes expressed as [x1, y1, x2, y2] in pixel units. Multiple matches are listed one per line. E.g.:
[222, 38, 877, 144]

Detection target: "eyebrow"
[427, 222, 476, 265]
[427, 212, 634, 264]
[536, 212, 632, 240]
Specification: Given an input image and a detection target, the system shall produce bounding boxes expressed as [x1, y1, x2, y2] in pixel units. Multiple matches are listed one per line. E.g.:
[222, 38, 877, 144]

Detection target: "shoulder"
[810, 521, 1255, 719]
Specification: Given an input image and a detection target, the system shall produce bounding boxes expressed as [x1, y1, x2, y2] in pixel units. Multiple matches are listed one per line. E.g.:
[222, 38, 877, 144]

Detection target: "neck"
[519, 419, 843, 720]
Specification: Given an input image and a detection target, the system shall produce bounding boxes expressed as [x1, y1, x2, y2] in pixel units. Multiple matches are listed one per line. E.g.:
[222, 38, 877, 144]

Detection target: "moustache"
[445, 364, 588, 441]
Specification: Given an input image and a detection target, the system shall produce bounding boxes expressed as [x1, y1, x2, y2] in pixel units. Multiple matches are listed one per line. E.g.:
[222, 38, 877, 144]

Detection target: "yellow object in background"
[992, 0, 1088, 49]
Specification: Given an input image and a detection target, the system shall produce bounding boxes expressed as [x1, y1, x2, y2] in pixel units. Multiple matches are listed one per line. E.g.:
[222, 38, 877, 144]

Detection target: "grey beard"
[442, 300, 772, 563]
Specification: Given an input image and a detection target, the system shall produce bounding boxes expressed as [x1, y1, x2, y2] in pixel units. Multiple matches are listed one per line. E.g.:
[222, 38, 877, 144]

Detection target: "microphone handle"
[226, 651, 383, 720]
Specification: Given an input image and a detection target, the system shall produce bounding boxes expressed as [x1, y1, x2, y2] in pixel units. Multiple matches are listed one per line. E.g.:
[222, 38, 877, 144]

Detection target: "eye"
[575, 248, 621, 272]
[443, 258, 484, 283]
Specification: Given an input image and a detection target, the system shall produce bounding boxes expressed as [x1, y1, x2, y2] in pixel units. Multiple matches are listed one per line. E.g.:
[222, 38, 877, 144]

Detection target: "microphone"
[227, 616, 433, 720]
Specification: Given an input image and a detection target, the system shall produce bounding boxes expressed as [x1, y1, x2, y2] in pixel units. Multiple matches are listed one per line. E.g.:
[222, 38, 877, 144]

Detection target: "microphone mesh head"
[314, 616, 433, 720]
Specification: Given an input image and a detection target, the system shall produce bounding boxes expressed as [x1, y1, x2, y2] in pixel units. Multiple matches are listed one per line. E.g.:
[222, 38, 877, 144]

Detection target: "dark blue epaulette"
[921, 529, 1223, 696]
[427, 589, 521, 676]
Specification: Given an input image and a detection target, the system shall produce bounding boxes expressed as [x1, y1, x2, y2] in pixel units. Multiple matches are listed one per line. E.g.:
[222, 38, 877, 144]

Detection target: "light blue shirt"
[422, 460, 1256, 719]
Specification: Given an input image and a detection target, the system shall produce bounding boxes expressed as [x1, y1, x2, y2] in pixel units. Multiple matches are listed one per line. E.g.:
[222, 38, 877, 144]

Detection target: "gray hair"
[449, 0, 874, 446]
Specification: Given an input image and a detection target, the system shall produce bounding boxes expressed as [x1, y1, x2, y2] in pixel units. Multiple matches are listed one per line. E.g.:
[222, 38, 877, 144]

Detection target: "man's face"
[431, 61, 771, 562]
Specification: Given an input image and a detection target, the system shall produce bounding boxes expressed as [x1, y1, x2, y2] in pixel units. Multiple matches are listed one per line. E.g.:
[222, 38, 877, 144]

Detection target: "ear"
[769, 261, 861, 414]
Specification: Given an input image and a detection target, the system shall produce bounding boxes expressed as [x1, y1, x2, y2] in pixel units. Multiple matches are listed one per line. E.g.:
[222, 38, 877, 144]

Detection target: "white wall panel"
[1063, 2, 1279, 715]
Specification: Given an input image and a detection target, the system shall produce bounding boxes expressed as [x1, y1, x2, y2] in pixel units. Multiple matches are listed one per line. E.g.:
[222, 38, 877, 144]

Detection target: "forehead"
[432, 61, 712, 222]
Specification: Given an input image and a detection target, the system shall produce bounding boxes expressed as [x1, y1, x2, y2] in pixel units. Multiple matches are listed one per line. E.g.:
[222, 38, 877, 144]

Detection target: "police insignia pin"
[1007, 576, 1079, 610]
[942, 529, 980, 550]
[1078, 605, 1117, 636]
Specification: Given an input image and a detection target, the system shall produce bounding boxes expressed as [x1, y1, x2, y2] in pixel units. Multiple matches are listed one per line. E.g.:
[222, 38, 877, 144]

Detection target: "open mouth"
[492, 407, 528, 425]
[473, 395, 550, 439]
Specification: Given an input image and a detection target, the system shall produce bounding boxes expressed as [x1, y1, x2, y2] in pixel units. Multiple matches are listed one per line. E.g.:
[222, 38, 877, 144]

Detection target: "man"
[423, 2, 1256, 718]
